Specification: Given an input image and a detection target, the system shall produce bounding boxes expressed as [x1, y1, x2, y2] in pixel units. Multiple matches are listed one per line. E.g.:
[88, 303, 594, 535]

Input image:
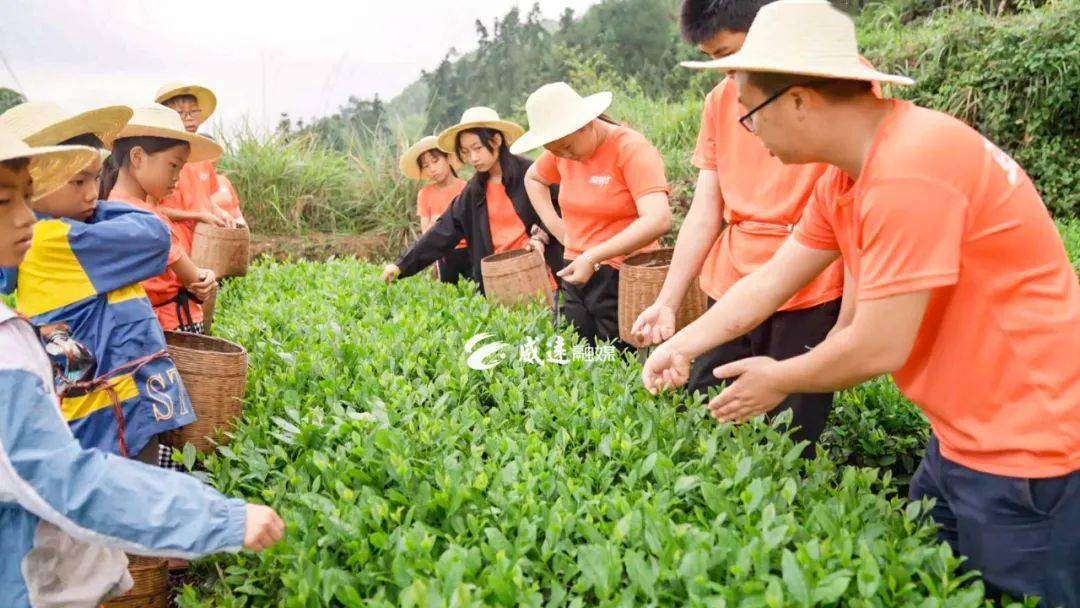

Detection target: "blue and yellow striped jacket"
[2, 201, 196, 457]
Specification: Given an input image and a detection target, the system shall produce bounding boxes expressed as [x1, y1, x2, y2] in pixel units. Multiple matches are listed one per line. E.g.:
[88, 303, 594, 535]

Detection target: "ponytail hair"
[100, 136, 188, 200]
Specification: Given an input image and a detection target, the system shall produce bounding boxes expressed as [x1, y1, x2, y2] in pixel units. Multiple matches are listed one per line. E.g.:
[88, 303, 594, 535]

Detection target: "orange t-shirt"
[418, 178, 467, 249]
[486, 180, 556, 291]
[486, 181, 530, 253]
[795, 100, 1080, 478]
[693, 77, 844, 309]
[108, 189, 202, 330]
[159, 160, 220, 253]
[533, 126, 668, 268]
[210, 172, 242, 215]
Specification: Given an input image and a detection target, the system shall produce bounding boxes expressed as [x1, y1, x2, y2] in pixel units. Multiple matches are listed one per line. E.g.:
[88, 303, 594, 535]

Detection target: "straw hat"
[681, 0, 913, 86]
[399, 135, 463, 180]
[0, 102, 133, 150]
[115, 104, 222, 163]
[0, 127, 97, 199]
[510, 83, 613, 155]
[154, 82, 217, 122]
[436, 107, 525, 156]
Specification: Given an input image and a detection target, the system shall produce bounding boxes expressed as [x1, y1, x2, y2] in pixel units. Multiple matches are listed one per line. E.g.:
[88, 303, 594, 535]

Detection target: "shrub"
[859, 0, 1080, 216]
[177, 260, 993, 607]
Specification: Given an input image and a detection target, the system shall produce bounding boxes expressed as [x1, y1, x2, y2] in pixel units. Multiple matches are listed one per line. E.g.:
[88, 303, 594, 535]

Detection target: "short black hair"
[161, 93, 198, 106]
[1, 158, 30, 172]
[59, 133, 105, 149]
[680, 0, 776, 44]
[745, 71, 874, 99]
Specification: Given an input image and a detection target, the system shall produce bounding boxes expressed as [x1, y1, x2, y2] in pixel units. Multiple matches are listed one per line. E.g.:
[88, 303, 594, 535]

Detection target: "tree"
[0, 88, 25, 114]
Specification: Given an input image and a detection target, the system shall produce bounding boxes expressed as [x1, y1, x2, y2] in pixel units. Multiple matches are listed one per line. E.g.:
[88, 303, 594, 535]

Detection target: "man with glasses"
[632, 0, 875, 455]
[644, 0, 1080, 603]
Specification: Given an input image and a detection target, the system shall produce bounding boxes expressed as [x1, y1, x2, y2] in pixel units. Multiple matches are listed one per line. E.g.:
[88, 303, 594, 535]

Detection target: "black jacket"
[396, 155, 565, 293]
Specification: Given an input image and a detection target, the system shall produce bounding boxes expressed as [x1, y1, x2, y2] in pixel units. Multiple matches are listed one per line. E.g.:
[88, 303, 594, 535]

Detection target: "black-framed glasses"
[738, 82, 813, 134]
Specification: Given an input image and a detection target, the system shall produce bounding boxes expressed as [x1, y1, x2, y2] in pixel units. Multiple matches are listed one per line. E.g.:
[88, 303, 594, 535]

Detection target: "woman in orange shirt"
[381, 108, 564, 292]
[100, 105, 221, 333]
[516, 83, 672, 349]
[399, 135, 469, 284]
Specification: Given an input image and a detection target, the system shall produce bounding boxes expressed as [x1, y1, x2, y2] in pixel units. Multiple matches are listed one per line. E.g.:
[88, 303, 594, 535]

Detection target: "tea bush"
[859, 0, 1079, 216]
[177, 260, 999, 607]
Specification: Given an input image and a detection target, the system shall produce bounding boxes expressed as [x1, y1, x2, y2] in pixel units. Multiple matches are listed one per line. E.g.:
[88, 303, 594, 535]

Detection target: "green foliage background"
[230, 0, 1077, 237]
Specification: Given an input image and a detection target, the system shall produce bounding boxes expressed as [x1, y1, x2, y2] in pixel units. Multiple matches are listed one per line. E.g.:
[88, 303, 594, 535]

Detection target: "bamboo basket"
[618, 248, 708, 348]
[102, 555, 168, 608]
[481, 248, 552, 306]
[161, 332, 248, 454]
[191, 223, 250, 278]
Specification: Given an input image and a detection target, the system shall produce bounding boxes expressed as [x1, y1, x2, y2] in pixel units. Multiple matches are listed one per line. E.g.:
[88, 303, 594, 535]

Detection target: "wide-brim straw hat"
[116, 104, 223, 163]
[436, 107, 525, 157]
[154, 82, 217, 123]
[0, 102, 133, 150]
[680, 0, 914, 86]
[399, 135, 463, 180]
[0, 127, 97, 199]
[510, 83, 613, 155]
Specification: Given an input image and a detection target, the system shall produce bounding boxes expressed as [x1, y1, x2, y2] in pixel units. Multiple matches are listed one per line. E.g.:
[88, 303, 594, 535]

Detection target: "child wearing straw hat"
[382, 107, 564, 291]
[155, 82, 236, 252]
[0, 101, 199, 469]
[513, 82, 672, 350]
[644, 0, 1080, 602]
[103, 104, 220, 334]
[0, 127, 283, 607]
[400, 135, 469, 284]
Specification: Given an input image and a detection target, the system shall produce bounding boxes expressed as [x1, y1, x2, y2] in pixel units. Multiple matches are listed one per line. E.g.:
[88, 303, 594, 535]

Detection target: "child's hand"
[200, 212, 226, 227]
[243, 504, 285, 551]
[190, 268, 217, 301]
[213, 206, 238, 229]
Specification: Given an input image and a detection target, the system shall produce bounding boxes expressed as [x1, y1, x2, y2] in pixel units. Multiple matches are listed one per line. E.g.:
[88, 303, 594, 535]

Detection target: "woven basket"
[481, 248, 552, 306]
[102, 555, 168, 608]
[191, 223, 250, 278]
[161, 332, 248, 454]
[618, 248, 708, 348]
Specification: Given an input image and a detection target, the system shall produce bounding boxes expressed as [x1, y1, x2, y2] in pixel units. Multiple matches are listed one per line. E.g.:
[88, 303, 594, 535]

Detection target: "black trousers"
[436, 248, 471, 285]
[687, 298, 841, 454]
[910, 436, 1080, 607]
[559, 265, 632, 351]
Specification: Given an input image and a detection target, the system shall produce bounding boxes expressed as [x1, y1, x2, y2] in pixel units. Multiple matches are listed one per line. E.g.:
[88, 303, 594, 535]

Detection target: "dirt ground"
[250, 232, 390, 262]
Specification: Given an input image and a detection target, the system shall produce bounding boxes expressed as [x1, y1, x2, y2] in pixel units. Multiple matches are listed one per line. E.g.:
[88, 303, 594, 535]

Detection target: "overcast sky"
[0, 0, 601, 134]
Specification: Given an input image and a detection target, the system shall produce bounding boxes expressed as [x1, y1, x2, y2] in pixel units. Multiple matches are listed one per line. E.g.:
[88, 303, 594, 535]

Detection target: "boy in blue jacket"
[0, 102, 196, 468]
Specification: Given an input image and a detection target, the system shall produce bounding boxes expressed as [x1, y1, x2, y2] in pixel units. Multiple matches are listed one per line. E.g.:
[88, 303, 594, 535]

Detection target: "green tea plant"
[177, 260, 1000, 607]
[820, 378, 930, 488]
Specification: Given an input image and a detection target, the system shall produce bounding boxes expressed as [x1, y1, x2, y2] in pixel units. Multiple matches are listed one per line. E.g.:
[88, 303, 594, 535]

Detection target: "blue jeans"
[909, 436, 1080, 607]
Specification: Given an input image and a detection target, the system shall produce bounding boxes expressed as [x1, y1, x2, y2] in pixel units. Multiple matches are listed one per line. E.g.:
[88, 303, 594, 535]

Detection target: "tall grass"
[217, 126, 420, 254]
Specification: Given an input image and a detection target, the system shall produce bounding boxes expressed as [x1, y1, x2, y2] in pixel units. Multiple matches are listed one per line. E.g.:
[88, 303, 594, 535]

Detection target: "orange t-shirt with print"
[533, 126, 668, 268]
[159, 160, 219, 253]
[418, 178, 467, 249]
[108, 189, 203, 330]
[795, 100, 1080, 478]
[693, 77, 845, 309]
